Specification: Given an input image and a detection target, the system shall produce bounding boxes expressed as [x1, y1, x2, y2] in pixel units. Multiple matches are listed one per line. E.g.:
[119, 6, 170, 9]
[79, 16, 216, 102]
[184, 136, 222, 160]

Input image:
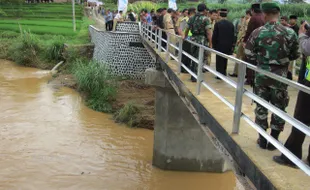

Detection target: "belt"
[167, 28, 174, 29]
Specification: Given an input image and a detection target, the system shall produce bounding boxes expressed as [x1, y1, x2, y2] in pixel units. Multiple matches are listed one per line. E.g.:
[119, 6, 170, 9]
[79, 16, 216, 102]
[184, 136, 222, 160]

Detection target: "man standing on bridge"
[273, 22, 310, 167]
[243, 3, 265, 86]
[212, 8, 235, 77]
[184, 3, 212, 82]
[245, 2, 300, 150]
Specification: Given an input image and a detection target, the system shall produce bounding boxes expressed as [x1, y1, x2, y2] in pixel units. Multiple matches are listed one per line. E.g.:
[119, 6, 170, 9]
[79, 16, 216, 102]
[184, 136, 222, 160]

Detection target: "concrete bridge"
[89, 22, 310, 190]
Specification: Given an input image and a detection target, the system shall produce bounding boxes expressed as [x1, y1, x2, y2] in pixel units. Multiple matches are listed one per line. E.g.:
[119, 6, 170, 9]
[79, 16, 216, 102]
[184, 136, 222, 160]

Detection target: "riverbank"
[49, 72, 155, 129]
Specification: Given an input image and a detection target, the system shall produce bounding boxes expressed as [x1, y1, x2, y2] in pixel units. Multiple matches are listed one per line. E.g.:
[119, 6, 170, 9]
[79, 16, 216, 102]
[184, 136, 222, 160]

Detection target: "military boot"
[257, 129, 267, 149]
[267, 130, 280, 151]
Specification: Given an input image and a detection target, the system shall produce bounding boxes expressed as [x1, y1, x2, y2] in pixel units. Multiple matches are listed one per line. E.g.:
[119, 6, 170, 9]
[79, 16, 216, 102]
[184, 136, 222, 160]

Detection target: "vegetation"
[73, 60, 117, 113]
[114, 101, 140, 128]
[0, 3, 84, 35]
[7, 31, 41, 67]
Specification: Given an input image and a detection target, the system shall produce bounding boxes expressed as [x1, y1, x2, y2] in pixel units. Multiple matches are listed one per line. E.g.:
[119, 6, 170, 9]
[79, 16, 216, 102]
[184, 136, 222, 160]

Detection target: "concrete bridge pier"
[145, 68, 230, 173]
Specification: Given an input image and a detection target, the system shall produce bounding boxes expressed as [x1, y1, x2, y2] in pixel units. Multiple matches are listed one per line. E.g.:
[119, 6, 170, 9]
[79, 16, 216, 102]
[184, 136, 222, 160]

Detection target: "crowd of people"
[148, 3, 310, 169]
[98, 3, 310, 169]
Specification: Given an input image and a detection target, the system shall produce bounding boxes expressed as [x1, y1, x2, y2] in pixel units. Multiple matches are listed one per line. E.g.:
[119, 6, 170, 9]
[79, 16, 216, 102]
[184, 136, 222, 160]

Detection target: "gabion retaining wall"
[115, 22, 140, 33]
[89, 25, 155, 80]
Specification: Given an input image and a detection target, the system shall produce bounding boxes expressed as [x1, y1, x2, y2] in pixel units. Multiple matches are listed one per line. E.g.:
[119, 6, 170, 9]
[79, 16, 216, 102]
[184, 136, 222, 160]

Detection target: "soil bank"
[49, 73, 155, 130]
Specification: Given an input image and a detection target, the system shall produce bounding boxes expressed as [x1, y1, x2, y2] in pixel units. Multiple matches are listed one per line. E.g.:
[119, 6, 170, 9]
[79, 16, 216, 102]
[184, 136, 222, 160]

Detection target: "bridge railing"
[140, 22, 310, 176]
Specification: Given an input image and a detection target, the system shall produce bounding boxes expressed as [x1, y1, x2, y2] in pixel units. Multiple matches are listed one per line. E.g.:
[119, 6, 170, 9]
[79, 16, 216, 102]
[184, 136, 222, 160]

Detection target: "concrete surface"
[146, 68, 231, 173]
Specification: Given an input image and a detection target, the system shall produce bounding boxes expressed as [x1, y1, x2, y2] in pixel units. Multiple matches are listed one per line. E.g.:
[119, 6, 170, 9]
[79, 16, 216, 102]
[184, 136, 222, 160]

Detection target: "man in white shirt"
[115, 10, 124, 21]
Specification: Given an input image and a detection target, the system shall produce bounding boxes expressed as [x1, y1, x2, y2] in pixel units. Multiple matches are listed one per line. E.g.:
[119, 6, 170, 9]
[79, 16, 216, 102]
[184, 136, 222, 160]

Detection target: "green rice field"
[0, 3, 84, 36]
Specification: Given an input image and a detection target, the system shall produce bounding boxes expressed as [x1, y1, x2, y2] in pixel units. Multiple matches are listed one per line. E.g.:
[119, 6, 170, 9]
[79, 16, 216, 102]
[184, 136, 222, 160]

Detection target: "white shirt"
[115, 13, 122, 20]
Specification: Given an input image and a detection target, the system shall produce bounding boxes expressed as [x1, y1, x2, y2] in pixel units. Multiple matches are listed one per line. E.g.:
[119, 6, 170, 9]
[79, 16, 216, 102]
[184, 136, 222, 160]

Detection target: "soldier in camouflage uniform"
[244, 2, 300, 150]
[184, 3, 212, 82]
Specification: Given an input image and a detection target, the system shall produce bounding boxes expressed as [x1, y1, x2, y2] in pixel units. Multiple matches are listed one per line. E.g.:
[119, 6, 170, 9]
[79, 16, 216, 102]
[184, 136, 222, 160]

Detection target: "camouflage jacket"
[245, 21, 300, 89]
[186, 13, 211, 46]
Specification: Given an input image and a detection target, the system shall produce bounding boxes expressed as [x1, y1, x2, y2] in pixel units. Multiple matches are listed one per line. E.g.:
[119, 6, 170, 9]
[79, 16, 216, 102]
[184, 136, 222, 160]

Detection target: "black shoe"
[273, 155, 297, 168]
[257, 135, 267, 149]
[229, 73, 238, 77]
[191, 77, 197, 82]
[267, 143, 277, 151]
[215, 77, 221, 80]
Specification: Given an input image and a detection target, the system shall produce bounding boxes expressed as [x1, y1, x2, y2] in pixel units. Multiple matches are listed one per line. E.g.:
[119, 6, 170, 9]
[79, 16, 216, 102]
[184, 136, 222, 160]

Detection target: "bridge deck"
[152, 47, 309, 189]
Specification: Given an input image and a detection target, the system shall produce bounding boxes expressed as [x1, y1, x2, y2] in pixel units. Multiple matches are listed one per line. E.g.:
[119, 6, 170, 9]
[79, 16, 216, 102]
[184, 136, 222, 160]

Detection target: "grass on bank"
[114, 101, 140, 128]
[73, 60, 117, 113]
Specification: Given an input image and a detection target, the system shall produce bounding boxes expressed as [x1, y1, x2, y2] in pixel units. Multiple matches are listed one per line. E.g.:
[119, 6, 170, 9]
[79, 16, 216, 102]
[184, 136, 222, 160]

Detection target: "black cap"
[167, 8, 174, 13]
[251, 3, 261, 10]
[197, 3, 207, 12]
[289, 15, 297, 19]
[220, 8, 228, 12]
[281, 16, 288, 21]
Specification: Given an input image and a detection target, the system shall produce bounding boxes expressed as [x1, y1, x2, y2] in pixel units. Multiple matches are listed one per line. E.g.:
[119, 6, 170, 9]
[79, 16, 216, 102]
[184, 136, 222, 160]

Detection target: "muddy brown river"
[0, 60, 237, 190]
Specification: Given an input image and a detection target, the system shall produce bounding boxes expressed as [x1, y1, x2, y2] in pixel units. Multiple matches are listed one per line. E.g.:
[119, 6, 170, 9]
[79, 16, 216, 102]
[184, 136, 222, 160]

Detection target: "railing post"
[165, 32, 170, 63]
[158, 29, 162, 53]
[177, 37, 183, 75]
[293, 60, 296, 78]
[155, 28, 158, 49]
[148, 25, 151, 41]
[232, 62, 247, 134]
[196, 46, 204, 95]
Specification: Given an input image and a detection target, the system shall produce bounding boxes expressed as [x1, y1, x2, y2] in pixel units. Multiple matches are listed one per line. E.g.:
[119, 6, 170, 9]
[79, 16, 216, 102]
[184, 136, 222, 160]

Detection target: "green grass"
[0, 23, 77, 35]
[73, 60, 118, 113]
[0, 3, 84, 36]
[0, 19, 81, 28]
[114, 102, 140, 128]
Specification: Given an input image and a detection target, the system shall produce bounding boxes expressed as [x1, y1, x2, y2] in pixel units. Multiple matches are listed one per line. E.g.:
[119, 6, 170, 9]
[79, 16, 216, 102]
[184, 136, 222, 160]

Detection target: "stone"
[89, 24, 155, 80]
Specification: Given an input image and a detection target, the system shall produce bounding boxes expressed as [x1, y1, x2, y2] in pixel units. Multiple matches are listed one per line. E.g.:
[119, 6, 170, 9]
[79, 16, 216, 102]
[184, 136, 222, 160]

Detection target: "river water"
[0, 60, 237, 190]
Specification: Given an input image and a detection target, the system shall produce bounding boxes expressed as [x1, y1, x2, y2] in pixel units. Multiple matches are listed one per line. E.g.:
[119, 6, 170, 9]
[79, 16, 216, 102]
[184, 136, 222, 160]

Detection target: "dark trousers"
[161, 31, 167, 50]
[106, 21, 113, 31]
[181, 40, 191, 73]
[216, 55, 228, 76]
[281, 80, 310, 164]
[287, 71, 293, 80]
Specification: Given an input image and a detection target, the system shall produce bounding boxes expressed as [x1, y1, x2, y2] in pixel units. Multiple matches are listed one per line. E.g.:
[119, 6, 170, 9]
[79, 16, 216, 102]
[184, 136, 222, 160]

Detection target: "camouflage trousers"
[254, 85, 289, 131]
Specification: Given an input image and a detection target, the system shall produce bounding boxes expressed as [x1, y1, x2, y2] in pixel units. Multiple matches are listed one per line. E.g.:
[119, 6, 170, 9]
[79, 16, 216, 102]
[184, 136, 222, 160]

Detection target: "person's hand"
[299, 22, 307, 35]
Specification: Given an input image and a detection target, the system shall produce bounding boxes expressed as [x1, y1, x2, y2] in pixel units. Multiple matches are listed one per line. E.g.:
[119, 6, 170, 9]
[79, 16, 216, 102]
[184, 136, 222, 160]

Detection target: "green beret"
[261, 2, 280, 12]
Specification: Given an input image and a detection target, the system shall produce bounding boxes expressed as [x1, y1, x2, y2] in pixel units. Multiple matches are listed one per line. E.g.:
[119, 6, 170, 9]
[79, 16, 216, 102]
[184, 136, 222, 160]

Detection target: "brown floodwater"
[0, 60, 237, 190]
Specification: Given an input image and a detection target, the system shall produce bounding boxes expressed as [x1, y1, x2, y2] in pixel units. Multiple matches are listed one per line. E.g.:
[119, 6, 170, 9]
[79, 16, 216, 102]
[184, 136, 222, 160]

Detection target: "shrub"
[114, 101, 140, 128]
[8, 30, 41, 66]
[0, 38, 15, 59]
[73, 60, 117, 113]
[44, 35, 65, 62]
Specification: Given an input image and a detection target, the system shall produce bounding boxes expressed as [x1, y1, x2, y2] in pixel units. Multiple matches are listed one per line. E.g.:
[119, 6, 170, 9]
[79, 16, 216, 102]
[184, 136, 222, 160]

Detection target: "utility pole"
[72, 0, 76, 32]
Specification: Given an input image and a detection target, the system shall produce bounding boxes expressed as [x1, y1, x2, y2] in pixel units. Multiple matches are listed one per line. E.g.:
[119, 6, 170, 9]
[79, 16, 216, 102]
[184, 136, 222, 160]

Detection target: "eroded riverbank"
[0, 60, 237, 189]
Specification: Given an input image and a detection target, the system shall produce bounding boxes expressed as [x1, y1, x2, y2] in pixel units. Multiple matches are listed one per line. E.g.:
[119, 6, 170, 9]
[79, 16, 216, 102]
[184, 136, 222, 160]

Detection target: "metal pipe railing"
[140, 23, 310, 175]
